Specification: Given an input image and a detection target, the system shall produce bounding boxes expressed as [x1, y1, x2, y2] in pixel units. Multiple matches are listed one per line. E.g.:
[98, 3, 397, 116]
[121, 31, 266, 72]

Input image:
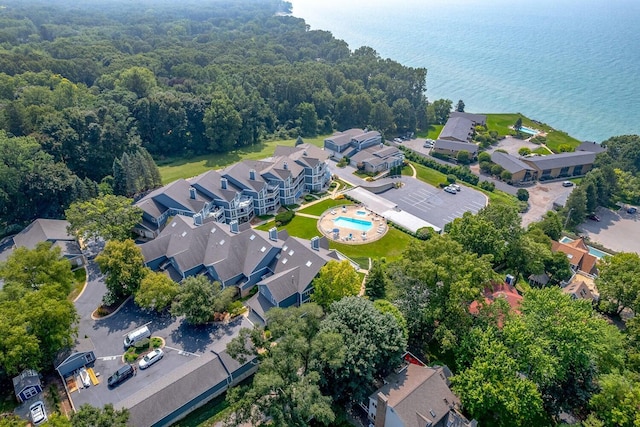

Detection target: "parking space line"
[98, 355, 122, 361]
[164, 345, 201, 357]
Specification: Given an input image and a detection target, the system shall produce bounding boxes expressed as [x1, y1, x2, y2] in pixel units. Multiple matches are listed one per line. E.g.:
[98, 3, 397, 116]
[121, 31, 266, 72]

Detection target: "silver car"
[444, 186, 457, 194]
[139, 348, 164, 369]
[30, 401, 47, 426]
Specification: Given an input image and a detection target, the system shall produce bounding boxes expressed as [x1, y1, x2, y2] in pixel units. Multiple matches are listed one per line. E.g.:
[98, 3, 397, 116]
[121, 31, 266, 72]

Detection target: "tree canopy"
[171, 275, 235, 324]
[311, 260, 360, 309]
[65, 195, 142, 242]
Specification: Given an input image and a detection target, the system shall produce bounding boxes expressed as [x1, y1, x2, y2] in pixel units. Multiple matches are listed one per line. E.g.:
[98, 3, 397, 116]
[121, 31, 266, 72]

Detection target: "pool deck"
[318, 205, 388, 245]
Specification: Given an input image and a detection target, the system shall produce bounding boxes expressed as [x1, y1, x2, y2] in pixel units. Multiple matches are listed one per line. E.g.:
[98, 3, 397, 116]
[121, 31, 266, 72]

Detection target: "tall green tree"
[564, 187, 587, 228]
[456, 99, 465, 112]
[389, 236, 494, 353]
[226, 304, 342, 426]
[0, 242, 73, 298]
[171, 276, 235, 324]
[364, 259, 390, 300]
[596, 252, 640, 315]
[134, 270, 179, 312]
[117, 67, 157, 98]
[65, 194, 142, 242]
[320, 296, 407, 402]
[432, 98, 453, 124]
[95, 239, 146, 305]
[589, 373, 640, 427]
[311, 260, 360, 309]
[204, 92, 242, 152]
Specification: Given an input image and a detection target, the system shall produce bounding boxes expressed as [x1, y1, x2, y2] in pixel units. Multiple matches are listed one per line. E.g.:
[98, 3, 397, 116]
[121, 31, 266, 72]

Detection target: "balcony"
[238, 196, 253, 209]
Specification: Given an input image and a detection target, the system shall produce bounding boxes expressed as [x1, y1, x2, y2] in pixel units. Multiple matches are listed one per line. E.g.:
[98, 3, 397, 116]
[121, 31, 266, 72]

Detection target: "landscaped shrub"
[479, 180, 495, 192]
[275, 210, 295, 226]
[480, 161, 493, 174]
[518, 147, 532, 156]
[531, 135, 546, 145]
[517, 188, 530, 201]
[227, 301, 246, 317]
[500, 170, 513, 181]
[398, 146, 479, 185]
[304, 194, 315, 202]
[446, 174, 457, 184]
[415, 227, 435, 240]
[491, 164, 505, 176]
[151, 337, 163, 348]
[478, 152, 491, 163]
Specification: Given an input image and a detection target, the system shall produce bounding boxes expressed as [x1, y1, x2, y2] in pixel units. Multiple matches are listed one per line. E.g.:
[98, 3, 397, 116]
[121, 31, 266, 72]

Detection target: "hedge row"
[400, 147, 480, 185]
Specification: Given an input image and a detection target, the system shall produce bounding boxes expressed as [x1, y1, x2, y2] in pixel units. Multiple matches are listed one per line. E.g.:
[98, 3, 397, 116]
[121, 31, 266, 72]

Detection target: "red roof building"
[469, 282, 523, 315]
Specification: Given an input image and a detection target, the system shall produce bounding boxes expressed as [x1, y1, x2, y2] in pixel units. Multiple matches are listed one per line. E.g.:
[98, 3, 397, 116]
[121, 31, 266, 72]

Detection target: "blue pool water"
[519, 126, 538, 135]
[356, 210, 367, 216]
[559, 237, 610, 259]
[334, 216, 373, 232]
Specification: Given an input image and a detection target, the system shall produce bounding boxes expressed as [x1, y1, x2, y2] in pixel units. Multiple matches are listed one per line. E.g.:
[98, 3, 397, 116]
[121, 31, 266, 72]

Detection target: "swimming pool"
[333, 216, 373, 232]
[356, 210, 367, 216]
[519, 126, 538, 135]
[559, 236, 610, 259]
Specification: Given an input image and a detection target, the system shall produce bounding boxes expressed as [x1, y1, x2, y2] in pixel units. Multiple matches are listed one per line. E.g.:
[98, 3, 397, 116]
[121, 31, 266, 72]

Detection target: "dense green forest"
[0, 0, 428, 233]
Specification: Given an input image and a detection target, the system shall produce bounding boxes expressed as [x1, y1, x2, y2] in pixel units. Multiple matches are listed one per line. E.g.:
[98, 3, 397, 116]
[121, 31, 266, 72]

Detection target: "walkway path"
[408, 163, 417, 178]
[295, 212, 321, 219]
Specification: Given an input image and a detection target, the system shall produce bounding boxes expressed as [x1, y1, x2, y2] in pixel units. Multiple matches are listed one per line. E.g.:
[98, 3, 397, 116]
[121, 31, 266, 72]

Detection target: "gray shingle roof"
[189, 170, 238, 202]
[433, 139, 479, 154]
[325, 129, 365, 148]
[491, 152, 535, 174]
[222, 161, 269, 192]
[372, 364, 466, 427]
[273, 143, 330, 168]
[576, 141, 607, 154]
[450, 111, 487, 126]
[121, 352, 229, 427]
[439, 116, 474, 142]
[522, 151, 596, 170]
[13, 219, 75, 249]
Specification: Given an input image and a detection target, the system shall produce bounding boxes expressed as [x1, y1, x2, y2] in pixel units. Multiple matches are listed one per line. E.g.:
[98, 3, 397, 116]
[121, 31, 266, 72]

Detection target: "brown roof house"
[551, 238, 598, 276]
[562, 270, 599, 302]
[368, 356, 476, 427]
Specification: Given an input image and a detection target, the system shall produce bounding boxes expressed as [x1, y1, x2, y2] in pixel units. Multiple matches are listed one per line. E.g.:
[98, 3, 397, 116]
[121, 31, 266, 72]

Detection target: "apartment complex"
[134, 143, 331, 238]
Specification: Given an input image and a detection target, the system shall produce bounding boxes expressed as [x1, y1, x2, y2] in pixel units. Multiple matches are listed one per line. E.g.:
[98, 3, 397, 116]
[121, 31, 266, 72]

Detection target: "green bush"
[446, 174, 457, 183]
[500, 170, 512, 181]
[518, 147, 531, 156]
[133, 338, 150, 349]
[398, 147, 479, 185]
[478, 152, 491, 163]
[124, 352, 138, 363]
[227, 301, 246, 317]
[517, 188, 530, 201]
[275, 210, 295, 226]
[151, 337, 163, 348]
[479, 180, 495, 192]
[491, 164, 504, 176]
[304, 194, 314, 202]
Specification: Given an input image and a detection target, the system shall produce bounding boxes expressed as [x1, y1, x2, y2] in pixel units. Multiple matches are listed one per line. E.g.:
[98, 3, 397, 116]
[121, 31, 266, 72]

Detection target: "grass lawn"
[298, 199, 354, 217]
[67, 267, 87, 301]
[532, 146, 552, 155]
[416, 124, 444, 140]
[411, 162, 448, 186]
[158, 135, 329, 184]
[401, 164, 413, 176]
[485, 113, 580, 153]
[256, 217, 414, 268]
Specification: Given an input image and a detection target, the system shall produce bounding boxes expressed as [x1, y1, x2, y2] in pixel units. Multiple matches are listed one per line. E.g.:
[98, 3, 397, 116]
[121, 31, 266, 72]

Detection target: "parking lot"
[579, 206, 640, 254]
[69, 264, 251, 411]
[379, 176, 487, 230]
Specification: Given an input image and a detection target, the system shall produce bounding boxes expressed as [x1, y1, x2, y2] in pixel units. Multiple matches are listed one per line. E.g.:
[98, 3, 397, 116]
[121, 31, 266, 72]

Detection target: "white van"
[124, 326, 151, 348]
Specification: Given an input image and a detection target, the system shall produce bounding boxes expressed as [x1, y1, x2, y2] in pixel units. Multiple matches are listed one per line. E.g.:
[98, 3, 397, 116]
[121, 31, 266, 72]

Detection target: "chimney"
[303, 150, 308, 156]
[193, 213, 202, 226]
[189, 187, 196, 199]
[221, 178, 228, 190]
[283, 162, 288, 170]
[249, 169, 256, 180]
[374, 393, 387, 427]
[311, 236, 320, 251]
[268, 227, 278, 241]
[229, 220, 239, 234]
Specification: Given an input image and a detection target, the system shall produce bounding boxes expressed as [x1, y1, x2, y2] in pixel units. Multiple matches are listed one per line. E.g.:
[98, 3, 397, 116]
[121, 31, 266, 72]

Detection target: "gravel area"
[520, 181, 574, 227]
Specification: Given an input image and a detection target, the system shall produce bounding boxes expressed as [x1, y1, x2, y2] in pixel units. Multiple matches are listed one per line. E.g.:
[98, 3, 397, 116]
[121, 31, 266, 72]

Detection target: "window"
[23, 387, 38, 399]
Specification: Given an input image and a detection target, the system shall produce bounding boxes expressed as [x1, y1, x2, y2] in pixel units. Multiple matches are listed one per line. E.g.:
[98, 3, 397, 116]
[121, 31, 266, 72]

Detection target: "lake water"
[290, 0, 640, 142]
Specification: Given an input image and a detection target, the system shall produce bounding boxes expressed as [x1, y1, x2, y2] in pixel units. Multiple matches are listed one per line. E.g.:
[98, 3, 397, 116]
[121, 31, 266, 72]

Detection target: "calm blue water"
[334, 216, 373, 231]
[290, 0, 640, 142]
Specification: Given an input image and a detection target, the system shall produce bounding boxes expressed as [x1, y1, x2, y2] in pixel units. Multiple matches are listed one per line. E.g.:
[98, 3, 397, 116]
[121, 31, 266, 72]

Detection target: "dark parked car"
[587, 213, 601, 222]
[628, 207, 637, 214]
[108, 364, 135, 387]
